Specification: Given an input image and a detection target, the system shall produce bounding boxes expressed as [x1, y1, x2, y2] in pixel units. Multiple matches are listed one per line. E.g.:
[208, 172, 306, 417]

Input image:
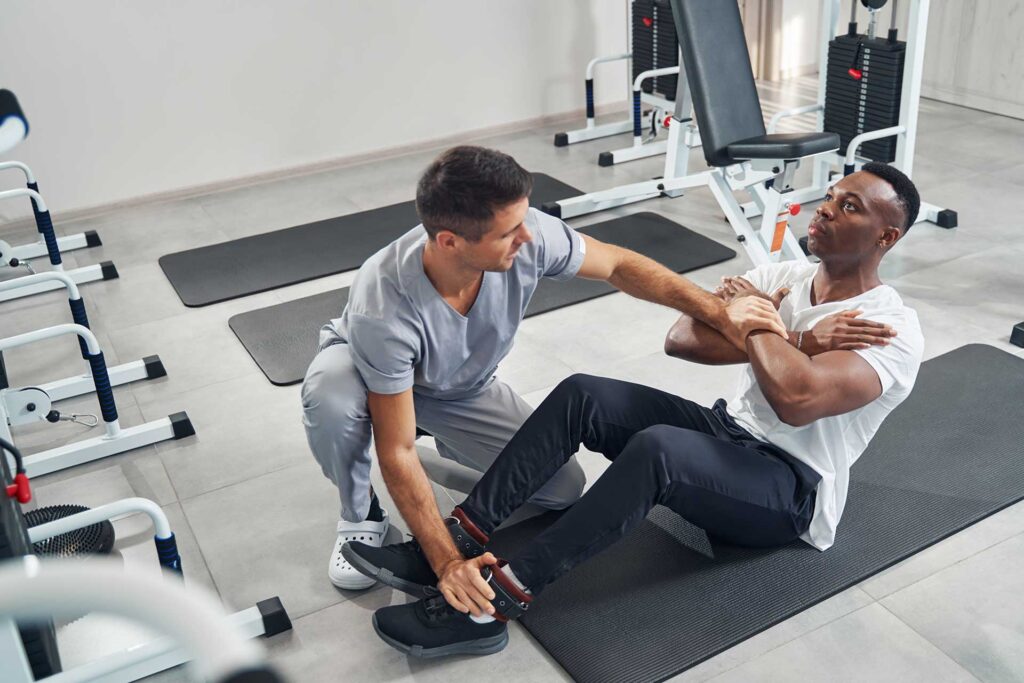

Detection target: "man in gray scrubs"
[301, 145, 783, 590]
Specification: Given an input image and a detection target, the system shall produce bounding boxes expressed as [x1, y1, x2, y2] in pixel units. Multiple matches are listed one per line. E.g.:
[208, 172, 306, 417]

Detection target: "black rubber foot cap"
[169, 412, 195, 439]
[1011, 322, 1024, 348]
[936, 209, 958, 229]
[799, 236, 811, 256]
[84, 230, 102, 247]
[219, 667, 286, 683]
[598, 151, 614, 167]
[100, 261, 119, 280]
[553, 132, 569, 147]
[257, 597, 293, 637]
[540, 201, 562, 218]
[143, 355, 167, 379]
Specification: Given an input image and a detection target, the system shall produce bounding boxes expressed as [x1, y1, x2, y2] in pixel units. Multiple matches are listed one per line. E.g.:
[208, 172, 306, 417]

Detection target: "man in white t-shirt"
[348, 162, 925, 658]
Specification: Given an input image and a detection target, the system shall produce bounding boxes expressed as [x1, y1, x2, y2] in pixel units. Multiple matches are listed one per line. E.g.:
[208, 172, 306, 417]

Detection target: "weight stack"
[0, 456, 62, 679]
[632, 0, 678, 101]
[824, 33, 906, 163]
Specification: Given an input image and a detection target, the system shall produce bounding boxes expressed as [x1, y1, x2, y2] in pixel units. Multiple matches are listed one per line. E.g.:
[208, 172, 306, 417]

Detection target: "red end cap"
[642, 16, 653, 27]
[789, 203, 801, 216]
[6, 473, 32, 504]
[848, 68, 863, 80]
[662, 115, 672, 128]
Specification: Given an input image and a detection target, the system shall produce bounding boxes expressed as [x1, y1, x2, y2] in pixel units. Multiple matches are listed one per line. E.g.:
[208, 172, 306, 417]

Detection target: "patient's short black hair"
[860, 162, 920, 233]
[416, 146, 533, 242]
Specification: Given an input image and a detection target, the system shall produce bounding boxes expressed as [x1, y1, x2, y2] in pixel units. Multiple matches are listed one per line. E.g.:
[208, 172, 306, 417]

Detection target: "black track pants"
[458, 374, 820, 593]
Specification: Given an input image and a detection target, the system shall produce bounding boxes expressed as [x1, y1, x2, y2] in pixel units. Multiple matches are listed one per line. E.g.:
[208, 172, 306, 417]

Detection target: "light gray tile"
[706, 603, 979, 683]
[180, 460, 352, 619]
[262, 592, 568, 683]
[106, 289, 284, 403]
[672, 587, 876, 682]
[195, 171, 363, 240]
[29, 458, 177, 511]
[138, 375, 306, 499]
[881, 534, 1024, 683]
[55, 198, 231, 265]
[861, 501, 1024, 601]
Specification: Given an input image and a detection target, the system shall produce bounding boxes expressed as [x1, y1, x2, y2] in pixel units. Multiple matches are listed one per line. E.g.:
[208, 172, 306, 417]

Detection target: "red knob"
[6, 473, 32, 504]
[848, 68, 863, 80]
[789, 203, 801, 216]
[662, 115, 672, 128]
[642, 16, 653, 27]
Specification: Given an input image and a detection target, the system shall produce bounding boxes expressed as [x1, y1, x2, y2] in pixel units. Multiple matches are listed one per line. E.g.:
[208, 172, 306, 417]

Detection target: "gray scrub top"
[320, 207, 586, 399]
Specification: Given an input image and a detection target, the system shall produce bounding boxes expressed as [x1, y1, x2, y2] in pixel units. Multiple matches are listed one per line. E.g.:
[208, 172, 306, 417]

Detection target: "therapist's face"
[459, 196, 533, 272]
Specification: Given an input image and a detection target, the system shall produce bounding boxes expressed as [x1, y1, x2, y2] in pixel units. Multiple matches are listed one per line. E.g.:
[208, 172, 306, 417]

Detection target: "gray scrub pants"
[301, 343, 586, 522]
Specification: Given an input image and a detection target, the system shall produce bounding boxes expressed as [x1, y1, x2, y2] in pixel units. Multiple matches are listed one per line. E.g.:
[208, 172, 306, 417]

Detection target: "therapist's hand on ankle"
[438, 552, 499, 617]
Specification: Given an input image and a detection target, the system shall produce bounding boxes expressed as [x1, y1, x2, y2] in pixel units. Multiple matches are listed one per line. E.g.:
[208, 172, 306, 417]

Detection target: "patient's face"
[806, 172, 900, 261]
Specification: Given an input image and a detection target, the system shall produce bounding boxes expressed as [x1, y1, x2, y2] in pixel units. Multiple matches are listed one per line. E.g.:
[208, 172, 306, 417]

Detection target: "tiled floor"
[2, 77, 1023, 681]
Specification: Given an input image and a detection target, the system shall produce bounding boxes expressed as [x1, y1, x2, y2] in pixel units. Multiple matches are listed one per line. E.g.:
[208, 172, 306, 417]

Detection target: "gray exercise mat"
[229, 212, 736, 385]
[486, 344, 1024, 683]
[159, 173, 582, 307]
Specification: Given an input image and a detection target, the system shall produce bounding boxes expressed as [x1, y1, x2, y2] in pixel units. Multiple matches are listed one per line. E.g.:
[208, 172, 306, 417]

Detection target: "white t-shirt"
[726, 261, 924, 551]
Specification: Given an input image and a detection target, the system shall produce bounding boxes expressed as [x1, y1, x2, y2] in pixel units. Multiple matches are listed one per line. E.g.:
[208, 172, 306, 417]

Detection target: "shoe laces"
[423, 596, 455, 622]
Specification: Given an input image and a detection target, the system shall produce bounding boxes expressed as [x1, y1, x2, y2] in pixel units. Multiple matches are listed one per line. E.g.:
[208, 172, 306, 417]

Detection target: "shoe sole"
[372, 613, 509, 658]
[341, 543, 437, 599]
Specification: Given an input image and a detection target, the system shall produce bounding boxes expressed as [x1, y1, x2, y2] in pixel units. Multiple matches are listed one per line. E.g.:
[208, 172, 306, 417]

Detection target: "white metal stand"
[0, 161, 102, 261]
[0, 271, 166, 402]
[748, 0, 956, 228]
[0, 323, 192, 478]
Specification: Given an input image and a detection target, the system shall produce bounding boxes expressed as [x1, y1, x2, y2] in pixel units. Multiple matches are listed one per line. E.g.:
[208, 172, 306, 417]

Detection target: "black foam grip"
[154, 533, 183, 574]
[68, 298, 91, 358]
[87, 352, 119, 423]
[36, 211, 62, 266]
[26, 182, 44, 222]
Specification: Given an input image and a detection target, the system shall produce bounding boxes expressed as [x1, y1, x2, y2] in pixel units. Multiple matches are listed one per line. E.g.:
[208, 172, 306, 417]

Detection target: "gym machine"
[0, 559, 288, 682]
[554, 1, 692, 166]
[545, 0, 839, 266]
[0, 436, 292, 681]
[0, 316, 193, 477]
[757, 0, 957, 232]
[0, 271, 166, 402]
[0, 90, 115, 303]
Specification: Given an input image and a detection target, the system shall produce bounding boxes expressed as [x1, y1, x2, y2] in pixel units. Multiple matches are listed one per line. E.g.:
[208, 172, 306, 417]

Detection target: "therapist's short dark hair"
[416, 146, 533, 242]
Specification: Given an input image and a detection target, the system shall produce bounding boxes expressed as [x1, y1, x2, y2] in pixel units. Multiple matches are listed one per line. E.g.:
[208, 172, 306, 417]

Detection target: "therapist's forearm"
[607, 250, 729, 331]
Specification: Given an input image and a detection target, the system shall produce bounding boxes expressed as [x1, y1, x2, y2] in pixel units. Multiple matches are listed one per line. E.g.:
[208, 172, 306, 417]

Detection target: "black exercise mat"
[486, 344, 1024, 683]
[159, 173, 583, 307]
[229, 212, 736, 385]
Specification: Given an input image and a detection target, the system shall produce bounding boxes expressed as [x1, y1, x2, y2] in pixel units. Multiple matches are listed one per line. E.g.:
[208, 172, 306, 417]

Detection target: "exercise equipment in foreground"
[159, 173, 581, 307]
[554, 0, 687, 166]
[489, 344, 1024, 682]
[0, 90, 113, 302]
[0, 271, 166, 402]
[0, 438, 292, 681]
[0, 313, 193, 477]
[229, 212, 736, 386]
[544, 0, 840, 267]
[755, 0, 956, 233]
[0, 558, 288, 682]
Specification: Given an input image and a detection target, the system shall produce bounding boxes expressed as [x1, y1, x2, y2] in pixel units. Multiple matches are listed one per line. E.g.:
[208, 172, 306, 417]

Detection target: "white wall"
[779, 0, 821, 79]
[0, 1, 628, 219]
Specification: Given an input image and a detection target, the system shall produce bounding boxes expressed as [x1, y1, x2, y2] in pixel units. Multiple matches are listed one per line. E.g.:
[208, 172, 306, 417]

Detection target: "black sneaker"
[342, 537, 438, 599]
[343, 516, 488, 598]
[372, 596, 508, 658]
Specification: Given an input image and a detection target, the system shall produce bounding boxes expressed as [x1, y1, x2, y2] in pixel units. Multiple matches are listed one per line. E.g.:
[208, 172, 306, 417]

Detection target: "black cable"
[0, 435, 24, 474]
